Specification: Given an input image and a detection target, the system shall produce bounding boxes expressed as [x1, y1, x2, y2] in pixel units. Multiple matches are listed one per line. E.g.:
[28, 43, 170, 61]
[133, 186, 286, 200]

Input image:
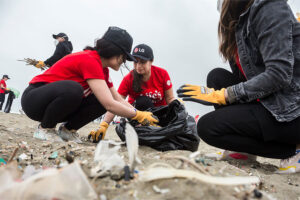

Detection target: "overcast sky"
[0, 0, 300, 117]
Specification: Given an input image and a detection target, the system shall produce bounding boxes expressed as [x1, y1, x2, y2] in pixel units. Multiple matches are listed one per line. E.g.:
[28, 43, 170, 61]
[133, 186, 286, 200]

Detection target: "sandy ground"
[0, 112, 299, 200]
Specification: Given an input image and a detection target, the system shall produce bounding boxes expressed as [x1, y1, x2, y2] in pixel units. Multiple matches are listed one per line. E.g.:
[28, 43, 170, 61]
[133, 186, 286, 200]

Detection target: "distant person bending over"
[0, 75, 10, 111]
[35, 33, 73, 69]
[21, 27, 158, 143]
[89, 44, 176, 142]
[177, 0, 300, 173]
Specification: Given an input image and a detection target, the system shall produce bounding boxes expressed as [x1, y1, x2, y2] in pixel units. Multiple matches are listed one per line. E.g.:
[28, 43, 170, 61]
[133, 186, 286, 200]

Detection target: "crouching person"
[21, 27, 158, 143]
[177, 0, 300, 173]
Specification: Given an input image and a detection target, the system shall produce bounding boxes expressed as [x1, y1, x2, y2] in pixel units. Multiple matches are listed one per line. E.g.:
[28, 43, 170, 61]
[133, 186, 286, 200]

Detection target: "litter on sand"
[0, 161, 98, 200]
[139, 166, 260, 186]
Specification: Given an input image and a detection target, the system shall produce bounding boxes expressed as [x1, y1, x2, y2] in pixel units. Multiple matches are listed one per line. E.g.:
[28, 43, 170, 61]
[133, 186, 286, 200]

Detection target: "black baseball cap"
[52, 33, 68, 39]
[102, 26, 136, 62]
[2, 75, 10, 79]
[132, 44, 154, 61]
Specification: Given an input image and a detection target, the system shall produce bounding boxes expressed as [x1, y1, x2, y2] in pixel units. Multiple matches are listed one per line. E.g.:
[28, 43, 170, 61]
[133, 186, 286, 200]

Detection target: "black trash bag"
[115, 100, 200, 152]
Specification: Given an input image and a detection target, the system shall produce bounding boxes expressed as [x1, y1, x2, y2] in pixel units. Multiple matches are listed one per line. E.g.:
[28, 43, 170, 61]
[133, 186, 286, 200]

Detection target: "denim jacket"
[227, 0, 300, 122]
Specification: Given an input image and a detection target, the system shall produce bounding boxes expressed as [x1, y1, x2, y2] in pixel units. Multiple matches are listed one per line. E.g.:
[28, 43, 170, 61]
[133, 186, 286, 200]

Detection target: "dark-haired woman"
[88, 44, 175, 142]
[177, 0, 300, 173]
[21, 27, 158, 143]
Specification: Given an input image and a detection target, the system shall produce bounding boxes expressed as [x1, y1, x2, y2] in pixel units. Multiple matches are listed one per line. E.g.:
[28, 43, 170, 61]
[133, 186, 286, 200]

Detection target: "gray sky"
[1, 0, 300, 117]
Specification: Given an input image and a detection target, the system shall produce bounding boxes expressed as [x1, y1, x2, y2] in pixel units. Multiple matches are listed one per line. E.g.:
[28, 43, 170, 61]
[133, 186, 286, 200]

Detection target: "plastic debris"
[125, 123, 141, 173]
[0, 158, 6, 166]
[139, 167, 260, 186]
[18, 153, 28, 161]
[65, 151, 75, 163]
[0, 161, 98, 200]
[91, 140, 125, 177]
[21, 165, 42, 180]
[48, 151, 58, 159]
[152, 185, 170, 194]
[100, 194, 107, 200]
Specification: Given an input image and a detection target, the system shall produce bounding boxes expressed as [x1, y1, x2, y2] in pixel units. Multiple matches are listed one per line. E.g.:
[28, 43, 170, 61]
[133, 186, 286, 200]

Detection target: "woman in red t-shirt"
[90, 44, 176, 142]
[21, 27, 158, 143]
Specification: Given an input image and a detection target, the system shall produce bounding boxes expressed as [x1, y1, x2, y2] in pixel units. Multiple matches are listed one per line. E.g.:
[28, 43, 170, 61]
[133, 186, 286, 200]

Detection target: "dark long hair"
[132, 70, 144, 93]
[218, 0, 254, 61]
[84, 38, 125, 59]
[132, 58, 154, 93]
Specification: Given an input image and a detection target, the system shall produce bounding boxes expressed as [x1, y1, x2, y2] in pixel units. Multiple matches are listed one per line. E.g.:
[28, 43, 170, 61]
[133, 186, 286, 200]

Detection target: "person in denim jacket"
[177, 0, 300, 173]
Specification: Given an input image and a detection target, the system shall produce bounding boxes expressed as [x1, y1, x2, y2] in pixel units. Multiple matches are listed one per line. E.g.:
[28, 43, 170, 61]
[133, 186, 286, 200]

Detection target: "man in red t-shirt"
[0, 75, 10, 111]
[94, 44, 176, 142]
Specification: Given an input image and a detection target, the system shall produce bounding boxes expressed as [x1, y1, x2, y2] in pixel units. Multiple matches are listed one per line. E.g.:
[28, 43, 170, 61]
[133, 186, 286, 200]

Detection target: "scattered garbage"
[48, 151, 58, 159]
[18, 153, 28, 161]
[99, 194, 107, 200]
[65, 151, 75, 163]
[91, 140, 125, 178]
[0, 161, 98, 200]
[0, 158, 6, 166]
[125, 123, 141, 173]
[139, 166, 260, 186]
[152, 185, 170, 194]
[21, 165, 43, 180]
[253, 189, 263, 198]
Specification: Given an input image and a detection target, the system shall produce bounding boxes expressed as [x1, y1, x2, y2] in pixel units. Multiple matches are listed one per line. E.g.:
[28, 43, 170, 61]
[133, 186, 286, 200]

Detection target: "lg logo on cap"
[134, 48, 145, 53]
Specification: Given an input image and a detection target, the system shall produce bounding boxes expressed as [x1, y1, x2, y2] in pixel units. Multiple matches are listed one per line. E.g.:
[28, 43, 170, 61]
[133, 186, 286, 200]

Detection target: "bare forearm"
[103, 112, 115, 124]
[166, 97, 176, 104]
[106, 100, 136, 118]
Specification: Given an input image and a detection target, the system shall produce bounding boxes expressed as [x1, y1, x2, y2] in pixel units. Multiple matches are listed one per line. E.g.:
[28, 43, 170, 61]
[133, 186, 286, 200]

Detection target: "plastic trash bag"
[91, 140, 125, 177]
[116, 100, 200, 152]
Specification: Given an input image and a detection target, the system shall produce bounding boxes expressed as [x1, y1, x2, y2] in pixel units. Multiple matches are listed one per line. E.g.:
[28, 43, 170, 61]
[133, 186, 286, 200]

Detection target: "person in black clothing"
[3, 90, 15, 113]
[35, 33, 73, 69]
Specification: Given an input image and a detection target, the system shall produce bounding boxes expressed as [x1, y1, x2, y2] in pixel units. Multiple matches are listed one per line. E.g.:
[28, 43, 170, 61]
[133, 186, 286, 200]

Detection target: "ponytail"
[132, 70, 143, 93]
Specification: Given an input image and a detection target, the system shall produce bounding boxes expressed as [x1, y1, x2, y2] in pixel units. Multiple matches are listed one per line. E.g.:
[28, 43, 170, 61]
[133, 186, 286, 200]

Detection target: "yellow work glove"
[131, 110, 159, 126]
[88, 121, 109, 143]
[177, 84, 226, 105]
[35, 61, 46, 69]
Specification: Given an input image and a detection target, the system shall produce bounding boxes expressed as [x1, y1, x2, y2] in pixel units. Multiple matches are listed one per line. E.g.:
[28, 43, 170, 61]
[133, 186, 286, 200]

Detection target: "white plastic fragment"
[18, 153, 28, 161]
[139, 167, 260, 186]
[91, 140, 125, 177]
[125, 123, 141, 172]
[152, 185, 170, 194]
[0, 161, 98, 200]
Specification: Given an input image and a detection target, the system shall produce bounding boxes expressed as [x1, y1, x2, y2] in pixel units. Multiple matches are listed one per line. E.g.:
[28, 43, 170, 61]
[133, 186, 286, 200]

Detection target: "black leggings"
[198, 68, 300, 159]
[21, 81, 106, 130]
[0, 93, 5, 110]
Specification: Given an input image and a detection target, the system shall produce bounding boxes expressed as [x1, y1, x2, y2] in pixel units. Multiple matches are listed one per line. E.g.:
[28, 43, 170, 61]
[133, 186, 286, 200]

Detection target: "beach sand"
[0, 112, 299, 200]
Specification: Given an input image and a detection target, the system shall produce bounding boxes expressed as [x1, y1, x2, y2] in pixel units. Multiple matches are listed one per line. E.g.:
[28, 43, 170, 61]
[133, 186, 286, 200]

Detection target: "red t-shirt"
[30, 50, 113, 97]
[118, 65, 173, 107]
[235, 52, 247, 79]
[236, 51, 260, 102]
[0, 80, 6, 94]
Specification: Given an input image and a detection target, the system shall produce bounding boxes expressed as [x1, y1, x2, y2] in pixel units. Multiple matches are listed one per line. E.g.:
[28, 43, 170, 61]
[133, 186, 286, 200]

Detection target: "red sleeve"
[118, 73, 132, 97]
[162, 69, 173, 91]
